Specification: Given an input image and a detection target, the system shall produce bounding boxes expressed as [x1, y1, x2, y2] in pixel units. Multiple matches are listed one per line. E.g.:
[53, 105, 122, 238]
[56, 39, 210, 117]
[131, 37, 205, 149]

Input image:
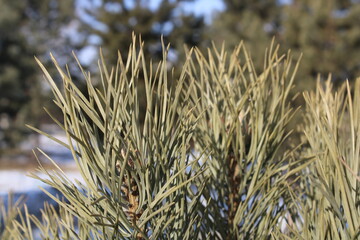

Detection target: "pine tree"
[0, 0, 75, 149]
[80, 0, 205, 65]
[210, 0, 360, 91]
[282, 0, 360, 89]
[210, 0, 280, 71]
[79, 0, 205, 125]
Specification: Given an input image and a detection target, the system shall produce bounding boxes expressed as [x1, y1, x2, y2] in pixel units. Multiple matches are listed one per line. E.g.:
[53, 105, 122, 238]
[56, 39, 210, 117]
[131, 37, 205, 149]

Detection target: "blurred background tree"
[0, 0, 75, 151]
[281, 0, 360, 91]
[79, 0, 205, 65]
[77, 0, 206, 123]
[209, 0, 360, 92]
[210, 0, 280, 70]
[0, 0, 359, 154]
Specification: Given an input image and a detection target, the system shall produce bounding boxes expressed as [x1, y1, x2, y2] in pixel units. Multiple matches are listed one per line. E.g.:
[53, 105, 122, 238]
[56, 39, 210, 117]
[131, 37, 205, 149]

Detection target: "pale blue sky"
[167, 0, 225, 23]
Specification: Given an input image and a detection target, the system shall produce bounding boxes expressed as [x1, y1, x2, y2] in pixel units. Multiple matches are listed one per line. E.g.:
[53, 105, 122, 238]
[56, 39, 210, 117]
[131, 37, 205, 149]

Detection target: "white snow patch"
[0, 170, 84, 194]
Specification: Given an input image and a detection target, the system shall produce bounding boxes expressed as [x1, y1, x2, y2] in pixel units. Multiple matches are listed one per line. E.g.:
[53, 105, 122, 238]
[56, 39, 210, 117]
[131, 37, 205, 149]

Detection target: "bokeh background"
[0, 0, 359, 216]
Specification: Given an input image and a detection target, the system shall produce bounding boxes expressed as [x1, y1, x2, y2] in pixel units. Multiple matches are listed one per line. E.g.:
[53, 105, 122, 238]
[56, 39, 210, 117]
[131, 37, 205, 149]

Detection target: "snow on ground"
[0, 171, 83, 227]
[0, 170, 83, 194]
[0, 129, 85, 220]
[20, 130, 75, 164]
[0, 169, 84, 218]
[1, 129, 81, 194]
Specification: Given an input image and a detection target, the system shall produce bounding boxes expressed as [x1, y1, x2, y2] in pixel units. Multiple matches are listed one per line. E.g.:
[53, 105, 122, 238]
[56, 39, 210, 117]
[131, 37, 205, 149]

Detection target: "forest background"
[0, 0, 359, 157]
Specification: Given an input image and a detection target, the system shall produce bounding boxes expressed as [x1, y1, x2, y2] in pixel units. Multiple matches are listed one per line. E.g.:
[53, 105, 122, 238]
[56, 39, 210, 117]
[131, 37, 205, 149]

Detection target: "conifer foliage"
[1, 37, 359, 239]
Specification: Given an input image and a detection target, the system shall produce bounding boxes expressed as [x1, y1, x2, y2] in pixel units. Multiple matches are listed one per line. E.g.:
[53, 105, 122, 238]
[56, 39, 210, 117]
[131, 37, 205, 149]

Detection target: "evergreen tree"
[80, 0, 205, 65]
[210, 0, 280, 71]
[79, 0, 205, 124]
[0, 0, 75, 149]
[281, 0, 360, 89]
[211, 0, 360, 91]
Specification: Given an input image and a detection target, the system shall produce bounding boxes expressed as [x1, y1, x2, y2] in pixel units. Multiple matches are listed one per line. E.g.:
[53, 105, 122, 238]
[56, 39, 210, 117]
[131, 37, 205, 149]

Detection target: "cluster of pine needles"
[1, 36, 359, 239]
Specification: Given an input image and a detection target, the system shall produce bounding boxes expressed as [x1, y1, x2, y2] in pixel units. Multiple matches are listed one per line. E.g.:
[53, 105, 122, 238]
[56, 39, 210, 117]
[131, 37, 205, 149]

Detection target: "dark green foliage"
[210, 0, 280, 71]
[81, 0, 205, 64]
[0, 0, 75, 148]
[282, 0, 360, 89]
[0, 1, 38, 147]
[211, 0, 360, 91]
